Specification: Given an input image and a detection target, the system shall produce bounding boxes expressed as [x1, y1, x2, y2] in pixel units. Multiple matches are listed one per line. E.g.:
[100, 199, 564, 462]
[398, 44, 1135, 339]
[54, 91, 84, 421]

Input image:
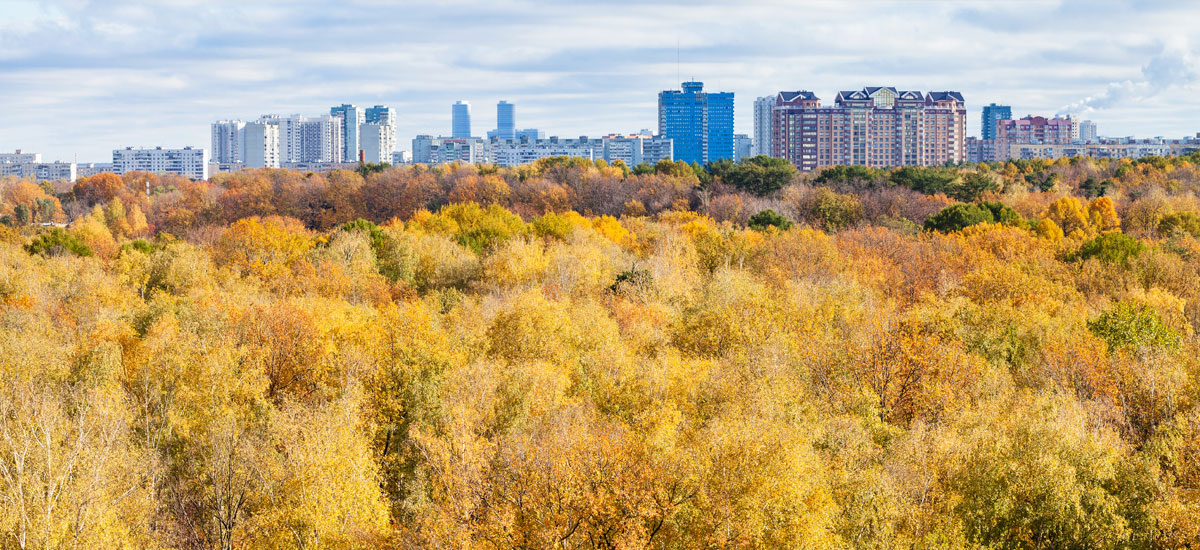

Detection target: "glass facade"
[981, 103, 1012, 140]
[658, 81, 734, 164]
[452, 101, 471, 138]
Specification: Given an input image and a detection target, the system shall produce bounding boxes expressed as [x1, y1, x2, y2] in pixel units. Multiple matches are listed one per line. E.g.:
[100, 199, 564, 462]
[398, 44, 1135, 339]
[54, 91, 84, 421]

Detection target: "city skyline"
[2, 0, 1200, 162]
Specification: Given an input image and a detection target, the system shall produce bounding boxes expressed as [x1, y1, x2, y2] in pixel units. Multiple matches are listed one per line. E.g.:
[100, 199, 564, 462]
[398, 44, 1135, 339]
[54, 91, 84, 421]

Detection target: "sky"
[1, 0, 1199, 163]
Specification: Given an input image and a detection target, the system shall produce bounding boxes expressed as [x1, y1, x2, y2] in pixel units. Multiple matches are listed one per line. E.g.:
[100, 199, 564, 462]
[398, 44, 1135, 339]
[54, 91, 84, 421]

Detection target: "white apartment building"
[242, 122, 281, 168]
[301, 116, 342, 163]
[112, 147, 209, 179]
[360, 123, 395, 164]
[0, 149, 43, 164]
[753, 96, 774, 157]
[210, 120, 245, 163]
[0, 161, 76, 182]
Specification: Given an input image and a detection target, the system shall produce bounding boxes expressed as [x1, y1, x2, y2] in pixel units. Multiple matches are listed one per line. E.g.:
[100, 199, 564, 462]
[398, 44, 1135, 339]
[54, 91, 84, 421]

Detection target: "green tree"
[924, 203, 994, 232]
[24, 228, 93, 257]
[1088, 302, 1180, 352]
[748, 209, 793, 231]
[1076, 232, 1145, 266]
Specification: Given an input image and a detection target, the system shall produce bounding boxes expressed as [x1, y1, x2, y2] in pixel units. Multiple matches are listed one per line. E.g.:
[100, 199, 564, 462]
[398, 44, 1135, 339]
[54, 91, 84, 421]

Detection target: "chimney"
[359, 150, 365, 163]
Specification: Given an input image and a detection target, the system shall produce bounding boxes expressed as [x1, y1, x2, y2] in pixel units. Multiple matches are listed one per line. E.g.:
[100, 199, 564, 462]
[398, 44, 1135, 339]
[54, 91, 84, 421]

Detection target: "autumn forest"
[3, 153, 1200, 549]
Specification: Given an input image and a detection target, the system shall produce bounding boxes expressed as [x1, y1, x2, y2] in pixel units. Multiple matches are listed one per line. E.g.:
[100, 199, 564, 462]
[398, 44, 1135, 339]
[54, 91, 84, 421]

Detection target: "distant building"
[210, 120, 245, 163]
[330, 104, 363, 162]
[772, 87, 967, 172]
[1080, 120, 1098, 142]
[392, 150, 412, 165]
[365, 105, 396, 128]
[1060, 114, 1081, 141]
[300, 115, 343, 163]
[112, 147, 209, 180]
[981, 103, 1011, 140]
[0, 149, 43, 164]
[734, 133, 752, 161]
[995, 115, 1074, 160]
[360, 123, 395, 163]
[999, 135, 1200, 161]
[242, 122, 280, 168]
[451, 101, 471, 138]
[77, 163, 115, 178]
[0, 161, 76, 182]
[753, 96, 774, 156]
[487, 101, 516, 139]
[516, 128, 544, 140]
[279, 161, 361, 172]
[658, 81, 735, 164]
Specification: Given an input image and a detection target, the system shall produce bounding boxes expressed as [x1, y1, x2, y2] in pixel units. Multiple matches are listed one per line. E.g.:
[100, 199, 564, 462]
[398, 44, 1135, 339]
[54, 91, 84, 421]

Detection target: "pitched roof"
[927, 91, 965, 102]
[778, 90, 819, 102]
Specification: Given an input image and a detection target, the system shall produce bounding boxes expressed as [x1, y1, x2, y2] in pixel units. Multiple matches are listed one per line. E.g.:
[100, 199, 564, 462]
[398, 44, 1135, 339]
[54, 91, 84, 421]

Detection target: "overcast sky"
[1, 0, 1198, 162]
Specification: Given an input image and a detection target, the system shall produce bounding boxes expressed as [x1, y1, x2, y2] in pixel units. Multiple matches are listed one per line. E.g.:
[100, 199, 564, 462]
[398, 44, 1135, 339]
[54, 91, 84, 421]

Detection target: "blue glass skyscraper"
[451, 101, 471, 138]
[981, 103, 1012, 140]
[496, 101, 515, 139]
[658, 81, 734, 164]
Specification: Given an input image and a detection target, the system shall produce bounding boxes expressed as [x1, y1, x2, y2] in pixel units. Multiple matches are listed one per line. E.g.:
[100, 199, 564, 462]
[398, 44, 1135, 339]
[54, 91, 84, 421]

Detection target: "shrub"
[924, 203, 994, 233]
[1158, 211, 1200, 237]
[1088, 302, 1180, 352]
[747, 209, 793, 231]
[1076, 232, 1145, 266]
[24, 228, 93, 257]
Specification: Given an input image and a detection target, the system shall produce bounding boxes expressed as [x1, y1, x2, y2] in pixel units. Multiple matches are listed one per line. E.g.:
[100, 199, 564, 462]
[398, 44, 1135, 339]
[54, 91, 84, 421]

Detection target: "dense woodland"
[2, 153, 1200, 548]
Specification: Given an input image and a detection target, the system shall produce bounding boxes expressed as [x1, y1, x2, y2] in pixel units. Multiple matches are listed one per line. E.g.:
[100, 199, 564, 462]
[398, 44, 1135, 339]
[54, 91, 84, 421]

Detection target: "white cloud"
[1, 0, 1200, 161]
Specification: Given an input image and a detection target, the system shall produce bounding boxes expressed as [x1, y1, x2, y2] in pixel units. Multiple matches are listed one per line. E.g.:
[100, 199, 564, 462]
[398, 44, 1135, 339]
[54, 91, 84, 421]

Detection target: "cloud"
[1059, 44, 1199, 114]
[3, 0, 1200, 161]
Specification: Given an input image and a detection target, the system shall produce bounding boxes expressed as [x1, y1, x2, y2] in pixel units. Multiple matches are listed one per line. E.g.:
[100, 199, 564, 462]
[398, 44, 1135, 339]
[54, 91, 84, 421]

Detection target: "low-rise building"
[112, 147, 209, 180]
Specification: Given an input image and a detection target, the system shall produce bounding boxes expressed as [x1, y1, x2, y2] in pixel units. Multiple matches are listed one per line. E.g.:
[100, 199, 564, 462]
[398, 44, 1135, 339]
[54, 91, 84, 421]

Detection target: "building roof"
[778, 90, 819, 102]
[927, 91, 965, 102]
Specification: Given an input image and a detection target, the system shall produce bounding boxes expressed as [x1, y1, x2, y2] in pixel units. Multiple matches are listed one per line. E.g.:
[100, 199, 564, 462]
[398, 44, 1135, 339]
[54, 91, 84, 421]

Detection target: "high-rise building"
[272, 115, 306, 163]
[330, 104, 364, 162]
[112, 147, 209, 180]
[772, 87, 967, 172]
[658, 81, 735, 164]
[1080, 120, 1098, 142]
[753, 96, 775, 156]
[981, 103, 1012, 140]
[1058, 114, 1080, 141]
[361, 123, 395, 164]
[491, 101, 515, 139]
[516, 128, 544, 140]
[734, 134, 752, 161]
[210, 121, 245, 163]
[242, 122, 281, 168]
[365, 105, 396, 127]
[300, 116, 342, 163]
[452, 101, 471, 138]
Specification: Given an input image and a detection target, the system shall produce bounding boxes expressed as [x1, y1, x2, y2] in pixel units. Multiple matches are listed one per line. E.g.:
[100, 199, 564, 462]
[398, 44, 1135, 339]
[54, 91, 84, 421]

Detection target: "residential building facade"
[0, 150, 43, 164]
[771, 87, 967, 172]
[330, 104, 363, 162]
[112, 147, 209, 180]
[360, 123, 395, 164]
[242, 122, 281, 168]
[734, 133, 752, 161]
[753, 96, 774, 156]
[1080, 120, 1098, 142]
[0, 161, 76, 182]
[981, 103, 1011, 140]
